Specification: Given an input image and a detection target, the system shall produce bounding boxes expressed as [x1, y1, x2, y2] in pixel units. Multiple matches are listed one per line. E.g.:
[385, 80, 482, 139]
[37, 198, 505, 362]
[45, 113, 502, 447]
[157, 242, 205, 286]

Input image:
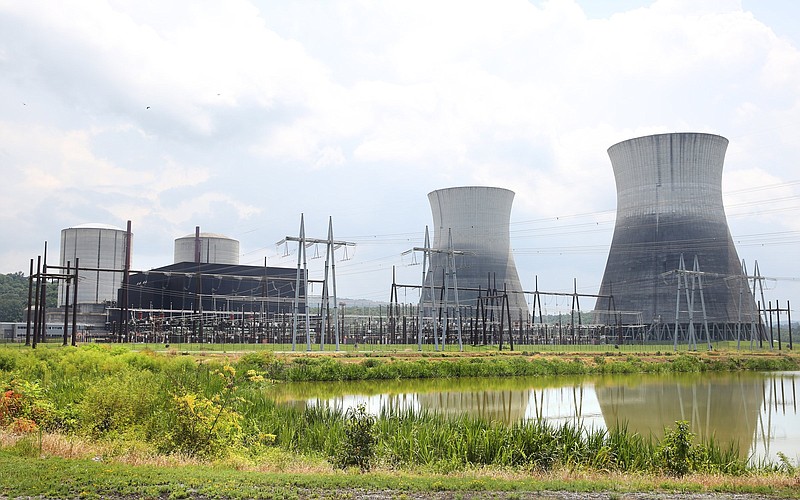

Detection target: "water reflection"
[595, 373, 764, 458]
[269, 371, 800, 464]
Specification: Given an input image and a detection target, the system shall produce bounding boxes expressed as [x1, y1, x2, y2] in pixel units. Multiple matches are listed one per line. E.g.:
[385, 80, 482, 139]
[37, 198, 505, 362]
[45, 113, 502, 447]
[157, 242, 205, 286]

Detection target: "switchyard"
[15, 134, 796, 351]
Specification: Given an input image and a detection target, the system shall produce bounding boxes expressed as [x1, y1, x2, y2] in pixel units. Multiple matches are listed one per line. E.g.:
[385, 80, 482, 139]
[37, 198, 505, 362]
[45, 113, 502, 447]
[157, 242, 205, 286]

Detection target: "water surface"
[266, 371, 800, 464]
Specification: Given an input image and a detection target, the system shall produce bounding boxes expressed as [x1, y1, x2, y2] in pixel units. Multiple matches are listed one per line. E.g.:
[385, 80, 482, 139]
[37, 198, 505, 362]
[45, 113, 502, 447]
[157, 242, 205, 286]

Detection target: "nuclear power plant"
[595, 133, 758, 340]
[421, 186, 528, 318]
[16, 132, 786, 350]
[58, 223, 129, 306]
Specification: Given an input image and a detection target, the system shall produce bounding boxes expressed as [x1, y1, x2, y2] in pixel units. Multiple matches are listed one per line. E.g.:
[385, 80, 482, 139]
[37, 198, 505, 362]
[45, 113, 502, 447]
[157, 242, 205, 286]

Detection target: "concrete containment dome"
[594, 133, 756, 334]
[58, 223, 129, 305]
[422, 186, 528, 317]
[174, 232, 240, 265]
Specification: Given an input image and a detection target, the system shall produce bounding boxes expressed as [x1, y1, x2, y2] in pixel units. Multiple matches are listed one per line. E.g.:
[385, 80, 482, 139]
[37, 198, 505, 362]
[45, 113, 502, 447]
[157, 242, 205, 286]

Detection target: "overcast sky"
[1, 0, 798, 313]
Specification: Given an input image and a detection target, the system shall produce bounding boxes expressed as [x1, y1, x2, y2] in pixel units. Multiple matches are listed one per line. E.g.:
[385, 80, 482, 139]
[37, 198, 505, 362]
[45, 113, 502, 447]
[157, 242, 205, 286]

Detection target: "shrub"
[1, 379, 55, 430]
[156, 365, 243, 458]
[157, 391, 242, 458]
[335, 403, 376, 471]
[77, 371, 160, 439]
[657, 420, 696, 476]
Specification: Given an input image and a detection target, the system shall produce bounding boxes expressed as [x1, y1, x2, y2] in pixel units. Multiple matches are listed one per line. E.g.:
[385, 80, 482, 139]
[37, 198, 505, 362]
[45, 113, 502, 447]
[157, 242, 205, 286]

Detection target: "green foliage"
[0, 272, 30, 322]
[657, 421, 696, 476]
[335, 403, 376, 471]
[77, 370, 160, 438]
[156, 391, 242, 458]
[155, 365, 243, 458]
[0, 345, 787, 476]
[1, 378, 55, 431]
[670, 355, 703, 372]
[0, 272, 56, 322]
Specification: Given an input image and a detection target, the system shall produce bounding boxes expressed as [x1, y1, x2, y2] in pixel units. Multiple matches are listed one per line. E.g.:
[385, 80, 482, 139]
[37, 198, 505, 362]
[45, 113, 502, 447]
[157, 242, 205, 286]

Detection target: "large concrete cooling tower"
[595, 133, 755, 331]
[423, 186, 528, 316]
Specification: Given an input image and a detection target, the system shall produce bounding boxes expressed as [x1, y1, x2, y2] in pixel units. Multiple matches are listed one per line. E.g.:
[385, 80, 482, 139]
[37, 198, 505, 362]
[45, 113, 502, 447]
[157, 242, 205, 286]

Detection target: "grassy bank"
[1, 451, 798, 499]
[1, 344, 799, 498]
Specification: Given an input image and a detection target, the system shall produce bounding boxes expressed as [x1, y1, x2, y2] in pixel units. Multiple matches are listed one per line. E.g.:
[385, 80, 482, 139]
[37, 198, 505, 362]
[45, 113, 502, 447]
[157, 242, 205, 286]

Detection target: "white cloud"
[0, 0, 799, 303]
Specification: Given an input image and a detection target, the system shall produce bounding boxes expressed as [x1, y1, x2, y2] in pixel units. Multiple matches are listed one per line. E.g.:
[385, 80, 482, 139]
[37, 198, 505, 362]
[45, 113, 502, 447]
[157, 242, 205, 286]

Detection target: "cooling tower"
[174, 232, 240, 265]
[595, 133, 756, 330]
[58, 223, 129, 305]
[422, 186, 528, 316]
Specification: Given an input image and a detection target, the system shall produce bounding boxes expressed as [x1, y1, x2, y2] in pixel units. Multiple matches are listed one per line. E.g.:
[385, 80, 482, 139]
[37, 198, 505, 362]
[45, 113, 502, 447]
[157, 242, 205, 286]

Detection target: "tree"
[0, 272, 57, 322]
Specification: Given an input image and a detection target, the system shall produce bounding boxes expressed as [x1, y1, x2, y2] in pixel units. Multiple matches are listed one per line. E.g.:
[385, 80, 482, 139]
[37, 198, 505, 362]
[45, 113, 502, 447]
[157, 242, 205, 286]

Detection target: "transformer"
[422, 186, 528, 318]
[595, 133, 757, 336]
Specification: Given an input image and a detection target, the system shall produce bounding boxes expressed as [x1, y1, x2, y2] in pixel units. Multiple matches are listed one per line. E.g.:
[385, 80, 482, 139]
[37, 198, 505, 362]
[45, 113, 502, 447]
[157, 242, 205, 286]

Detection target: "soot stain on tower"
[595, 132, 757, 333]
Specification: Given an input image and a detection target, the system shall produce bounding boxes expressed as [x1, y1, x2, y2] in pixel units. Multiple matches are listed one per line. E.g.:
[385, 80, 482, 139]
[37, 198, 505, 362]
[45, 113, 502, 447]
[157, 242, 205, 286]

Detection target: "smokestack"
[194, 226, 201, 264]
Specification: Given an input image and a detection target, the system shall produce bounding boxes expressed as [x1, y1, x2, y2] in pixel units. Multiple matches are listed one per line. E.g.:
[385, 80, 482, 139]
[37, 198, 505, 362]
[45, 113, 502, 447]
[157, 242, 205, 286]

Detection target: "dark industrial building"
[119, 261, 305, 343]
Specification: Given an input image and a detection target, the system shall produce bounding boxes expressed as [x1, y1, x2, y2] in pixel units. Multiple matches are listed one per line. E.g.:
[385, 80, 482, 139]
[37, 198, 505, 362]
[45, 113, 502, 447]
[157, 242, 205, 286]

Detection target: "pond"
[265, 371, 800, 465]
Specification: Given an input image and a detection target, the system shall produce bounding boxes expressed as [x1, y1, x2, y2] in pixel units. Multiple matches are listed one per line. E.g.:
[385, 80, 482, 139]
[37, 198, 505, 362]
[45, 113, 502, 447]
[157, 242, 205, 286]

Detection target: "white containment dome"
[174, 232, 240, 265]
[59, 223, 130, 306]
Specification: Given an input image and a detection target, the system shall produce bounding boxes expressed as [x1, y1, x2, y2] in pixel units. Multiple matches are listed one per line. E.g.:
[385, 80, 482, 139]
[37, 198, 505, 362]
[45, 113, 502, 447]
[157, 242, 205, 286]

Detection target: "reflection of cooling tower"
[595, 373, 765, 458]
[595, 133, 755, 327]
[423, 186, 528, 316]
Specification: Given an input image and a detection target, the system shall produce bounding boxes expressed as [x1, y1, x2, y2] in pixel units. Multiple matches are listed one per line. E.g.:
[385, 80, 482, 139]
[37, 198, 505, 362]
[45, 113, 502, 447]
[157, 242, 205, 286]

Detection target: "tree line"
[0, 272, 56, 322]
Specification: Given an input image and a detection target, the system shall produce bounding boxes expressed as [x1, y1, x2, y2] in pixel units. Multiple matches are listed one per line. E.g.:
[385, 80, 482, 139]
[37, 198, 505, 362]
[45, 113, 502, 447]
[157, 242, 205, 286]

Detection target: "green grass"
[1, 344, 798, 483]
[2, 339, 781, 354]
[0, 451, 797, 499]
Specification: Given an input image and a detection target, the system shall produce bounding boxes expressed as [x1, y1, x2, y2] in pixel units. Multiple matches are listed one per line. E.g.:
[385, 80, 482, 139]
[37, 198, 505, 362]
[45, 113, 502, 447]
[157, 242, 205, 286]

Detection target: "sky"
[1, 0, 799, 315]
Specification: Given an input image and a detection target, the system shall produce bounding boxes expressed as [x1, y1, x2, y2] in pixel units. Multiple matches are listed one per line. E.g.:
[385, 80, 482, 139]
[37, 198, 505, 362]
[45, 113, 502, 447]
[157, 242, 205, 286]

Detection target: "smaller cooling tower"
[174, 232, 240, 265]
[422, 186, 528, 316]
[58, 223, 130, 305]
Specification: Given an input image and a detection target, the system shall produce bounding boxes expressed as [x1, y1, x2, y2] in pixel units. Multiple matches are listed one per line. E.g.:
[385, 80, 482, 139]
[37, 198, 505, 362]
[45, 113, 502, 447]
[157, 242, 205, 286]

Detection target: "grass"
[0, 451, 798, 499]
[0, 343, 799, 498]
[2, 339, 786, 354]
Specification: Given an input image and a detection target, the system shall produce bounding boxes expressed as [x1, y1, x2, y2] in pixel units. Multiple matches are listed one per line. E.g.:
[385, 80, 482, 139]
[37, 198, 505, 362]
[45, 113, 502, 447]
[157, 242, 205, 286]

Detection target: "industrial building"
[120, 261, 303, 343]
[40, 223, 132, 335]
[594, 133, 758, 340]
[421, 186, 529, 320]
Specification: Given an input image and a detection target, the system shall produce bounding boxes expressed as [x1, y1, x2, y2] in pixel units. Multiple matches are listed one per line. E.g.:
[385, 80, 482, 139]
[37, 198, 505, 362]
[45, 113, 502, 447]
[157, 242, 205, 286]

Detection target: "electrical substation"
[13, 132, 794, 352]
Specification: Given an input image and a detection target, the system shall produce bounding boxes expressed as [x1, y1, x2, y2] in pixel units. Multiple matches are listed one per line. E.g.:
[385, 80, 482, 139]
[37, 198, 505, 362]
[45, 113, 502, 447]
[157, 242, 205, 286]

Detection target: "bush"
[157, 391, 242, 458]
[335, 404, 376, 471]
[77, 371, 160, 439]
[657, 420, 696, 476]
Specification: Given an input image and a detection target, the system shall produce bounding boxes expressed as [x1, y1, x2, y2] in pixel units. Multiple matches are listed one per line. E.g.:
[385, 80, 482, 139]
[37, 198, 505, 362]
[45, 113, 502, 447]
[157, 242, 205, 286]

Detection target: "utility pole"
[279, 215, 355, 351]
[405, 227, 465, 351]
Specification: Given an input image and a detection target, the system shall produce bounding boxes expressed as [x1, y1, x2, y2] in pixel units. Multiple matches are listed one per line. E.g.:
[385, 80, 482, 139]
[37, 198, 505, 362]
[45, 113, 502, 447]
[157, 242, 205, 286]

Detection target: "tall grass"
[0, 344, 785, 475]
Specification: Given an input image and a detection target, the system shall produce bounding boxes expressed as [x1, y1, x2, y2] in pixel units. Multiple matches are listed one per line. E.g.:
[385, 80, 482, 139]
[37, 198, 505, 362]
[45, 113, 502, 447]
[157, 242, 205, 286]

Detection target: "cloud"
[0, 0, 799, 303]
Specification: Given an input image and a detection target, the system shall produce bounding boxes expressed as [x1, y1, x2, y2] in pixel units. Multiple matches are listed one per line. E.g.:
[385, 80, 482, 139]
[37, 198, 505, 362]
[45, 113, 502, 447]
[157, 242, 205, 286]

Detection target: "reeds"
[0, 345, 781, 474]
